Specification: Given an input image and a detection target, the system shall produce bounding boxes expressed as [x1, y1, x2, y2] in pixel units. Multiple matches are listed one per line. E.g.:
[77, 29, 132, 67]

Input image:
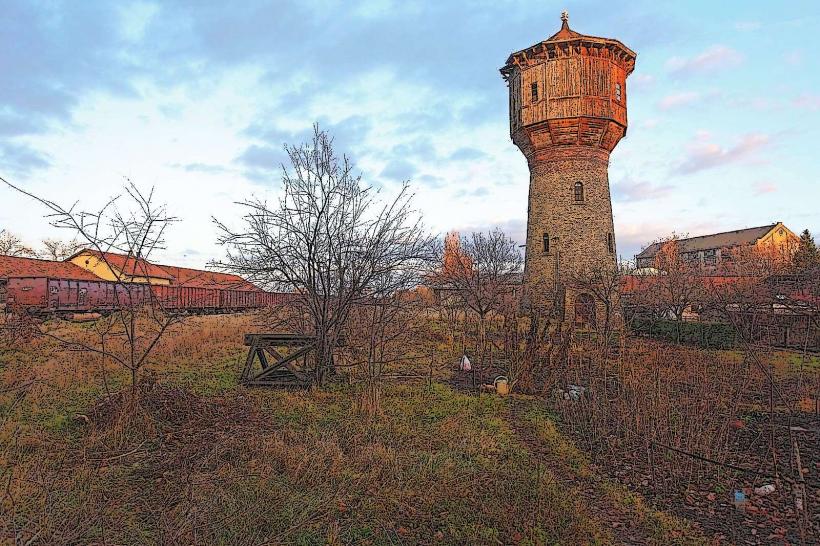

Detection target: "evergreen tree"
[793, 229, 819, 270]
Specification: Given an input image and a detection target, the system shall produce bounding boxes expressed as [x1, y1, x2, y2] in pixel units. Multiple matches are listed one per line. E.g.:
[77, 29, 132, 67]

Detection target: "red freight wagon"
[150, 285, 172, 309]
[4, 275, 291, 316]
[4, 277, 151, 316]
[4, 277, 50, 310]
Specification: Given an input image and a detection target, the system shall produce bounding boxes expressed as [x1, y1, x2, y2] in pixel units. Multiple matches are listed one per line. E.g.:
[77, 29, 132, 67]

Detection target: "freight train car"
[3, 277, 151, 317]
[151, 285, 221, 312]
[3, 275, 291, 317]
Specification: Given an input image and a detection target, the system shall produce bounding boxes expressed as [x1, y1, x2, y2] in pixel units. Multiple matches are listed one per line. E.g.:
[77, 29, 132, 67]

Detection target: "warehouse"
[1, 251, 283, 315]
[65, 250, 261, 290]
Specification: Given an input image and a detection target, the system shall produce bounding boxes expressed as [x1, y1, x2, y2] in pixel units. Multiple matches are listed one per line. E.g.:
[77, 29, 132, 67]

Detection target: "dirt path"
[504, 396, 702, 545]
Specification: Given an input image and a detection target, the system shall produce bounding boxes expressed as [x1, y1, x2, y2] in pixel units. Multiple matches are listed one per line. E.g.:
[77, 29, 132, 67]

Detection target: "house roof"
[636, 224, 779, 260]
[68, 249, 260, 291]
[156, 264, 259, 291]
[0, 255, 102, 281]
[69, 250, 174, 280]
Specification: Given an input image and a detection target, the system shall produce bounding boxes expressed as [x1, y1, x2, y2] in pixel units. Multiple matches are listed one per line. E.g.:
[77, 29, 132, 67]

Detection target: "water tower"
[501, 12, 635, 322]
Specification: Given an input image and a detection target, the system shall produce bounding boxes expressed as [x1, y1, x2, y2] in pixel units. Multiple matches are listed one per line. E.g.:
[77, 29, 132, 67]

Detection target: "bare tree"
[215, 125, 435, 387]
[444, 229, 523, 386]
[569, 258, 630, 350]
[426, 232, 470, 351]
[345, 279, 426, 416]
[39, 238, 84, 261]
[0, 229, 36, 257]
[703, 239, 815, 538]
[631, 238, 704, 341]
[2, 176, 182, 399]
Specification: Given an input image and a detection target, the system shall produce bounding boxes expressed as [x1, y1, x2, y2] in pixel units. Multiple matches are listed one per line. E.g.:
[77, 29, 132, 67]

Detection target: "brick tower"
[501, 12, 635, 322]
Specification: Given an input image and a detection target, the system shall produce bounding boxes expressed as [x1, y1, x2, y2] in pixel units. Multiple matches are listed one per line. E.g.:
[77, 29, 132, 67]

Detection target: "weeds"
[2, 319, 611, 544]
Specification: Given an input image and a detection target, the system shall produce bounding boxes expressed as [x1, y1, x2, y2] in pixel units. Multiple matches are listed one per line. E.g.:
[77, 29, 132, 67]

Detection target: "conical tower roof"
[546, 10, 582, 41]
[501, 12, 636, 78]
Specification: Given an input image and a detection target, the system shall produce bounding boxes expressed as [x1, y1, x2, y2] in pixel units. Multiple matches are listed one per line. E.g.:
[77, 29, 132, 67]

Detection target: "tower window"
[574, 182, 584, 202]
[531, 82, 538, 103]
[615, 83, 622, 102]
[543, 232, 550, 254]
[607, 233, 615, 254]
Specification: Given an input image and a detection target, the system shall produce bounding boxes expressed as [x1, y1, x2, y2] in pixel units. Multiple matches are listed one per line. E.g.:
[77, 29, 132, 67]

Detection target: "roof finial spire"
[561, 10, 569, 26]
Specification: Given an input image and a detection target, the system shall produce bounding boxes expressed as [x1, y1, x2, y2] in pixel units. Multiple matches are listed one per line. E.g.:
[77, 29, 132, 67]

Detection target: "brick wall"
[522, 146, 617, 313]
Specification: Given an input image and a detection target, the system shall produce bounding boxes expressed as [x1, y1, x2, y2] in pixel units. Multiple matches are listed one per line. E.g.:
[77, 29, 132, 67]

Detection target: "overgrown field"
[0, 314, 703, 545]
[1, 313, 815, 544]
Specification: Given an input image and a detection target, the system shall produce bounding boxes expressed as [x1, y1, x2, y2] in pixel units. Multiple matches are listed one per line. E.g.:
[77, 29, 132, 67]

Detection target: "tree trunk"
[360, 378, 382, 417]
[314, 333, 335, 387]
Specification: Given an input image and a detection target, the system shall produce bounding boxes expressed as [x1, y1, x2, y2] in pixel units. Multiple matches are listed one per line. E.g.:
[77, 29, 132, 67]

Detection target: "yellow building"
[66, 249, 260, 290]
[635, 222, 801, 270]
[67, 250, 173, 285]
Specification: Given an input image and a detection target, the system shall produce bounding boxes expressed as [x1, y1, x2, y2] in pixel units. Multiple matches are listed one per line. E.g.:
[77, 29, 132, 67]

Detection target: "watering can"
[494, 376, 510, 396]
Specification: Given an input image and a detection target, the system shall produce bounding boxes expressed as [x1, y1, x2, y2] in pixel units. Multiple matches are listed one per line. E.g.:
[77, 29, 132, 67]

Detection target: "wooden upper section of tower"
[501, 12, 637, 160]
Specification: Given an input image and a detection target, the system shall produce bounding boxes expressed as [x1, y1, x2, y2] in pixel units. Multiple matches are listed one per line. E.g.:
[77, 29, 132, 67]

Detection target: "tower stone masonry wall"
[524, 146, 617, 305]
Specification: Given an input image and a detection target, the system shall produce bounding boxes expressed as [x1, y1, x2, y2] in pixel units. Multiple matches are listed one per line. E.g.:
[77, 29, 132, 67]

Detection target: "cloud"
[0, 111, 45, 137]
[640, 118, 660, 129]
[0, 141, 51, 177]
[448, 147, 486, 161]
[170, 162, 231, 175]
[665, 45, 743, 77]
[0, 2, 140, 138]
[4, 1, 811, 270]
[657, 91, 700, 111]
[793, 94, 820, 112]
[452, 218, 526, 248]
[235, 144, 285, 171]
[379, 159, 416, 181]
[392, 139, 437, 162]
[604, 11, 684, 50]
[630, 73, 656, 92]
[753, 181, 777, 195]
[454, 186, 490, 199]
[233, 144, 288, 183]
[416, 174, 445, 188]
[244, 116, 372, 159]
[138, 2, 521, 105]
[3, 1, 507, 146]
[612, 176, 673, 202]
[674, 133, 770, 175]
[723, 95, 774, 111]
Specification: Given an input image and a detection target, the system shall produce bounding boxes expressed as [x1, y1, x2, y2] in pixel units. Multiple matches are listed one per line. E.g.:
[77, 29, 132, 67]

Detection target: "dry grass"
[552, 338, 818, 543]
[6, 313, 803, 544]
[0, 314, 634, 545]
[512, 400, 703, 545]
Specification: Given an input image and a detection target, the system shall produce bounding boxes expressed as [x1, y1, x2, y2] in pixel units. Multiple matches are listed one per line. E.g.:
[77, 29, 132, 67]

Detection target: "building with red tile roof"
[0, 255, 102, 281]
[65, 249, 261, 291]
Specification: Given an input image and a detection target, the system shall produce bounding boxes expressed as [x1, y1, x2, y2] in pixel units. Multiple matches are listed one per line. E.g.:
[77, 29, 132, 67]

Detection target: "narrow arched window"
[574, 182, 584, 202]
[543, 232, 550, 254]
[531, 82, 538, 103]
[615, 82, 622, 102]
[607, 233, 615, 254]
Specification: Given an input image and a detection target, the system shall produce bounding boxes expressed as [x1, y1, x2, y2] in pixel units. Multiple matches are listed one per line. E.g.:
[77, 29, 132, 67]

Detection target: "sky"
[1, 0, 818, 268]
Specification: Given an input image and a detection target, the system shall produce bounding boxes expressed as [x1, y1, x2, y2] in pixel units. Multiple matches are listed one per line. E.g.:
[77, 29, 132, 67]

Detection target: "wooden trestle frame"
[240, 333, 343, 387]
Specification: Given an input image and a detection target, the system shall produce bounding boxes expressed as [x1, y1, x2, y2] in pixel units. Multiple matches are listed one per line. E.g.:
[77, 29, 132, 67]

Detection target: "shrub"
[630, 318, 737, 349]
